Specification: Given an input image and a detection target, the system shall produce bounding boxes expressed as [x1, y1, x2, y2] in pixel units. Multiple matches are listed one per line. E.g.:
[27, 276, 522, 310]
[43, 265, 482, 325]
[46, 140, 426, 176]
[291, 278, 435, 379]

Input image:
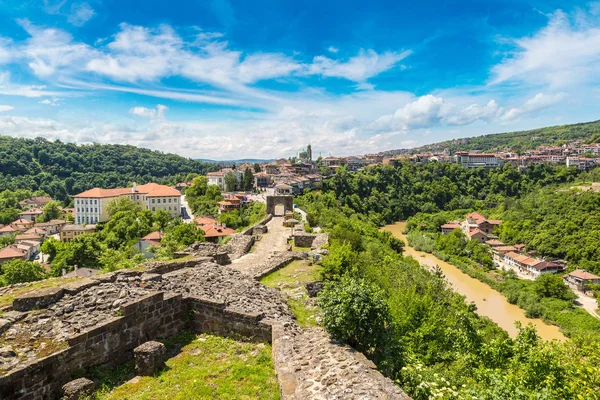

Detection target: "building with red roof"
[72, 182, 181, 225]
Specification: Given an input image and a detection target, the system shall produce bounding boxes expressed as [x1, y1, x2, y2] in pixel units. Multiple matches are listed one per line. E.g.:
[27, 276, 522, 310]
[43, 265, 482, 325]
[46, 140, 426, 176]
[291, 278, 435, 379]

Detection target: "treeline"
[405, 119, 600, 154]
[0, 136, 216, 203]
[323, 162, 579, 225]
[296, 190, 600, 399]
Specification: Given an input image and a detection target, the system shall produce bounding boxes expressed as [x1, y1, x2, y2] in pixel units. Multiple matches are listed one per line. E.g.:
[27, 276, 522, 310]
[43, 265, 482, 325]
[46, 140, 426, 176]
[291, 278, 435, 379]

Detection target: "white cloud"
[0, 105, 14, 112]
[68, 2, 96, 27]
[444, 100, 502, 125]
[327, 46, 339, 53]
[491, 7, 600, 88]
[129, 104, 168, 119]
[16, 18, 98, 78]
[502, 92, 567, 120]
[39, 97, 60, 106]
[308, 49, 412, 82]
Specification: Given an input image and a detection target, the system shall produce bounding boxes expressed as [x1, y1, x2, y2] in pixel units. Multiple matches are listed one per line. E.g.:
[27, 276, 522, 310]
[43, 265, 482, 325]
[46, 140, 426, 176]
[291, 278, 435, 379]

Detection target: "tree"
[186, 176, 208, 199]
[0, 234, 15, 248]
[37, 200, 62, 222]
[253, 163, 261, 173]
[243, 168, 254, 191]
[106, 197, 142, 217]
[166, 222, 205, 246]
[224, 172, 237, 192]
[1, 260, 45, 285]
[533, 274, 575, 301]
[319, 276, 394, 357]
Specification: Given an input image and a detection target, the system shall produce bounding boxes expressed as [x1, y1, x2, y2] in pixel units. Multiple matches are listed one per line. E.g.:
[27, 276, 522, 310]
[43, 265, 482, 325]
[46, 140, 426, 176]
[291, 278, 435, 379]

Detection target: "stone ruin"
[0, 219, 410, 400]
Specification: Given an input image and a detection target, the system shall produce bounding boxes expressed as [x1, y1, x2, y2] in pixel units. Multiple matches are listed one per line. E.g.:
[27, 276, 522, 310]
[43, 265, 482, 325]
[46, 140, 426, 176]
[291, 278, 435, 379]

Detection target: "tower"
[307, 144, 312, 161]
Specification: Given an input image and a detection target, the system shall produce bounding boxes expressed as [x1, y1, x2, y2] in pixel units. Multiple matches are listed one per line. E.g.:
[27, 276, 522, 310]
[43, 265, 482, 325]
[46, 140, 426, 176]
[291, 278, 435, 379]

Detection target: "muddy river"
[382, 222, 566, 341]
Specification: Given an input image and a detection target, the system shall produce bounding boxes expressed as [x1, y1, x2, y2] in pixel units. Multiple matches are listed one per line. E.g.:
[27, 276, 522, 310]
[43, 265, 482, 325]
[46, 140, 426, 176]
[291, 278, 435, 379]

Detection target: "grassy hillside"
[385, 119, 600, 155]
[0, 136, 216, 202]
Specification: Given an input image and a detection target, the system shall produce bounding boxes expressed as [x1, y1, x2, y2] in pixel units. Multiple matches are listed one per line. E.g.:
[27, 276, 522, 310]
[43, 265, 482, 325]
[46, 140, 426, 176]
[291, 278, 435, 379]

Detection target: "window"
[163, 199, 166, 203]
[152, 207, 155, 211]
[95, 199, 97, 205]
[95, 208, 98, 213]
[137, 195, 139, 200]
[168, 198, 172, 203]
[152, 199, 155, 204]
[168, 206, 171, 211]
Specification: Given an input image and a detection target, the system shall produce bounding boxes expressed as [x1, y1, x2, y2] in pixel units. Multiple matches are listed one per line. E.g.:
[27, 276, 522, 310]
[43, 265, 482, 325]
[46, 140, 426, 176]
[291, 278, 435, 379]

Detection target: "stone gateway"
[266, 195, 293, 216]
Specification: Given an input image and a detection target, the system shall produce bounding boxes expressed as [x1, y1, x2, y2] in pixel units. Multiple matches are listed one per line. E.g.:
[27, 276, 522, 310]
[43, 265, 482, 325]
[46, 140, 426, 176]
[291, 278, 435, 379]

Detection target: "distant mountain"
[383, 119, 600, 156]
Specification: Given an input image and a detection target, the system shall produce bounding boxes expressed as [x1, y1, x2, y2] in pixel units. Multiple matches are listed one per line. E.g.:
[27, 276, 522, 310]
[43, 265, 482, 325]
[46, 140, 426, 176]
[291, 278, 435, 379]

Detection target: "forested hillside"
[386, 119, 600, 155]
[0, 136, 215, 202]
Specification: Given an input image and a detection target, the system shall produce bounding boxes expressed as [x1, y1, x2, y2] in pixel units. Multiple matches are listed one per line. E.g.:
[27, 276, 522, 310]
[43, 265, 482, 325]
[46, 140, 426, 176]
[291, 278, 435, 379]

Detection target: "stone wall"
[241, 214, 273, 236]
[0, 273, 283, 399]
[293, 233, 329, 250]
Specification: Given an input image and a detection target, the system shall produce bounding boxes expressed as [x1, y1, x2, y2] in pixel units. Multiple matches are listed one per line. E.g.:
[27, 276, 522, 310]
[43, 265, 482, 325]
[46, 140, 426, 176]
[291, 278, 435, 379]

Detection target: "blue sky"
[0, 0, 599, 159]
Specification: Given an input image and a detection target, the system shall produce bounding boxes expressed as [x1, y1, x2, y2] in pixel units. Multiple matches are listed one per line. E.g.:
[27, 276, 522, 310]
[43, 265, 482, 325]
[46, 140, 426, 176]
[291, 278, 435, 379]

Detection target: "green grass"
[260, 260, 321, 327]
[91, 331, 279, 400]
[0, 277, 80, 309]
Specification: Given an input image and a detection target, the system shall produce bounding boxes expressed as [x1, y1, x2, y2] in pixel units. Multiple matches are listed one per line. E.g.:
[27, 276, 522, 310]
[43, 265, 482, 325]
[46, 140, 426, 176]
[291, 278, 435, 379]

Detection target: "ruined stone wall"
[0, 275, 282, 399]
[188, 296, 272, 342]
[241, 214, 273, 236]
[0, 291, 187, 400]
[293, 233, 329, 249]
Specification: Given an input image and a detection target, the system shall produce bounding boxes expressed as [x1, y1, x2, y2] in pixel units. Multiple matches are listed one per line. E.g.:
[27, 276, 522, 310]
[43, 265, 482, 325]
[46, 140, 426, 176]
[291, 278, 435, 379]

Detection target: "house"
[455, 152, 504, 168]
[254, 172, 272, 188]
[0, 246, 28, 264]
[36, 220, 67, 235]
[18, 196, 53, 209]
[503, 252, 563, 278]
[15, 234, 43, 243]
[217, 195, 242, 214]
[463, 212, 501, 235]
[493, 245, 517, 255]
[25, 227, 48, 238]
[60, 224, 96, 242]
[72, 182, 182, 225]
[134, 231, 164, 258]
[274, 183, 293, 195]
[514, 244, 526, 252]
[194, 216, 236, 243]
[18, 208, 43, 222]
[485, 239, 505, 247]
[564, 269, 600, 292]
[10, 218, 35, 231]
[207, 171, 226, 190]
[467, 228, 488, 243]
[441, 223, 461, 234]
[0, 225, 18, 238]
[20, 240, 41, 256]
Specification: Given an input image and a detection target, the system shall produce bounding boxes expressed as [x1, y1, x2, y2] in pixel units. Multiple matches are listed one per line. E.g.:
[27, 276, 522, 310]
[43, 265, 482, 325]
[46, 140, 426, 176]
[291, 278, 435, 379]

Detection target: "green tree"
[243, 168, 254, 191]
[253, 163, 261, 173]
[319, 276, 396, 359]
[533, 274, 575, 301]
[1, 260, 45, 285]
[224, 172, 238, 192]
[106, 196, 142, 217]
[37, 200, 62, 222]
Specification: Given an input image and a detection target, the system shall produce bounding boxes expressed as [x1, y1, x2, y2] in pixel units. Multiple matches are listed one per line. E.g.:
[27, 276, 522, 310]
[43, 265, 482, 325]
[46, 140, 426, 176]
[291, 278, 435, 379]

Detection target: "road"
[573, 290, 600, 320]
[180, 195, 194, 223]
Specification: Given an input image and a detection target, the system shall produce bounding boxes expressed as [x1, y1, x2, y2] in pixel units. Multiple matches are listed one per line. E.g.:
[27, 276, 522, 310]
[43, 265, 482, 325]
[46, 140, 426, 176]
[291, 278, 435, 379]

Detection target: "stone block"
[12, 287, 64, 311]
[61, 378, 95, 400]
[134, 341, 167, 376]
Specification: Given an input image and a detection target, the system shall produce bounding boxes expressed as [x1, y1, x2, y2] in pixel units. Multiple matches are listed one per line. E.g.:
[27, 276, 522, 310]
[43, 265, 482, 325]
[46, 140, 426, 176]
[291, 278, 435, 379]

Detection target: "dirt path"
[231, 217, 290, 276]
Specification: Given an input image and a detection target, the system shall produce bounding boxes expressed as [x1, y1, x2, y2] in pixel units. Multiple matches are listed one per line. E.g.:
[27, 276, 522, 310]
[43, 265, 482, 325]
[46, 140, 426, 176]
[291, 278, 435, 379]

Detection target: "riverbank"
[382, 222, 566, 341]
[391, 222, 600, 341]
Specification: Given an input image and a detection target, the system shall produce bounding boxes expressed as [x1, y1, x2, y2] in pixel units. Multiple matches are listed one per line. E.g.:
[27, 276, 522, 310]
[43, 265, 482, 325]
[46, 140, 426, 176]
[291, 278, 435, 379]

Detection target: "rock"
[118, 289, 127, 298]
[305, 281, 324, 298]
[0, 346, 16, 358]
[64, 303, 75, 313]
[0, 319, 11, 334]
[61, 377, 95, 400]
[134, 341, 167, 376]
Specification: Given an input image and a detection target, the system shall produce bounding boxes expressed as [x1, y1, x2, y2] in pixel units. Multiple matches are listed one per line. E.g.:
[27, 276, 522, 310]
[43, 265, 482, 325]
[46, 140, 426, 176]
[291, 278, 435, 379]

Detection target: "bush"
[319, 276, 393, 355]
[1, 260, 45, 285]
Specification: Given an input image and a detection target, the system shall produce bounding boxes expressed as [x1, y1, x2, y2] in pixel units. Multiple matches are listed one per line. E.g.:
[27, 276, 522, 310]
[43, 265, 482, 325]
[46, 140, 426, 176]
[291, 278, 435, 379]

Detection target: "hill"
[0, 136, 215, 203]
[383, 119, 600, 155]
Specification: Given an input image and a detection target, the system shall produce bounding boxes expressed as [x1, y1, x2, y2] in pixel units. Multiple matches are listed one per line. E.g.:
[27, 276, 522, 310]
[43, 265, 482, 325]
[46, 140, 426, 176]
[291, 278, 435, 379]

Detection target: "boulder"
[305, 281, 324, 298]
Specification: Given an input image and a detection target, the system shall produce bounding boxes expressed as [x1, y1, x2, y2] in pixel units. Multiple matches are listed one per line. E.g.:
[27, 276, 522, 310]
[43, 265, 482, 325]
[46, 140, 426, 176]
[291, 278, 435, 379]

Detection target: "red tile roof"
[200, 224, 236, 238]
[73, 183, 180, 198]
[468, 228, 487, 238]
[142, 231, 164, 242]
[567, 269, 600, 280]
[441, 223, 461, 229]
[0, 246, 27, 260]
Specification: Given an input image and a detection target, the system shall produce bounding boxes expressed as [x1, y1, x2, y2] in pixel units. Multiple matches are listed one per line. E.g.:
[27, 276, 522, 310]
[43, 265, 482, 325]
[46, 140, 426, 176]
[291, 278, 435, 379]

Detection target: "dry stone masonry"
[0, 216, 409, 400]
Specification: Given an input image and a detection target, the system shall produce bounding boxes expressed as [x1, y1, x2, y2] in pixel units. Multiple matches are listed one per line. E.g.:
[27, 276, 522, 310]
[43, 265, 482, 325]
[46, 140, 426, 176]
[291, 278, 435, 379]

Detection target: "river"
[382, 222, 566, 341]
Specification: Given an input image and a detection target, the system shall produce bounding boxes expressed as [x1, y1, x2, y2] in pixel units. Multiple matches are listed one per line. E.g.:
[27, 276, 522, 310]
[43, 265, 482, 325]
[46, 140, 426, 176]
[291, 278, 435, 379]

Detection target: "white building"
[455, 152, 504, 168]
